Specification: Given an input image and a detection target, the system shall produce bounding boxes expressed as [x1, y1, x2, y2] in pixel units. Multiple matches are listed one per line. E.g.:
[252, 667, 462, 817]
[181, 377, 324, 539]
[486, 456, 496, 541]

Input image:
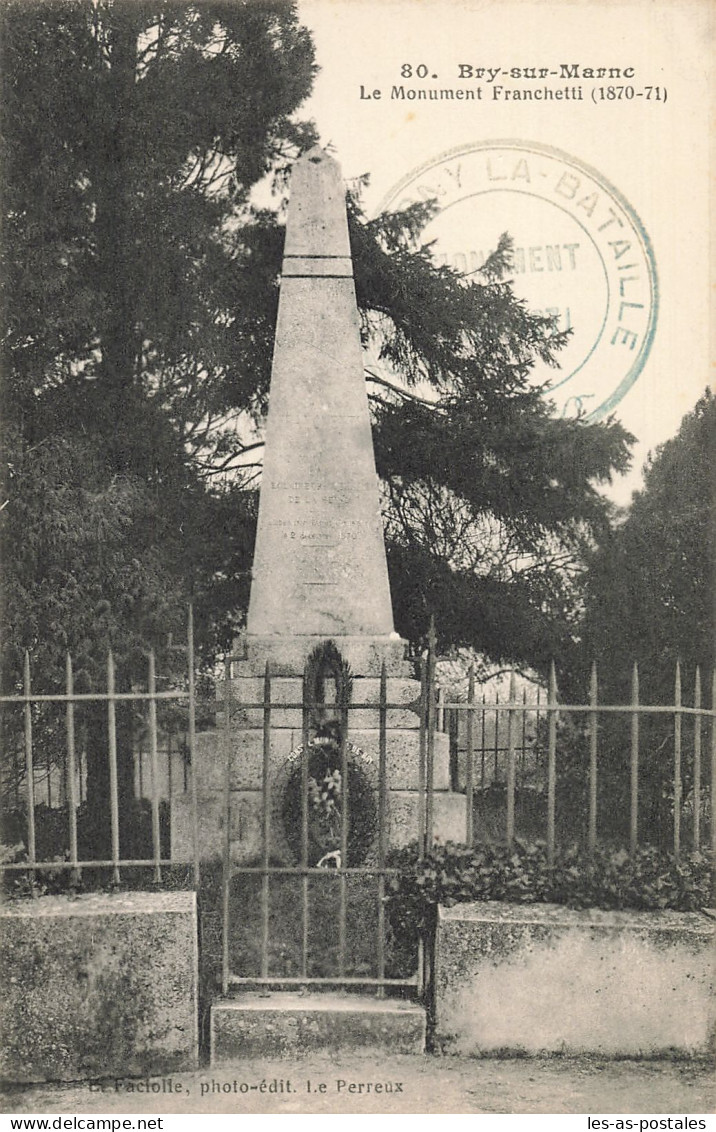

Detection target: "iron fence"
[3, 613, 714, 992]
[0, 608, 200, 889]
[440, 659, 716, 872]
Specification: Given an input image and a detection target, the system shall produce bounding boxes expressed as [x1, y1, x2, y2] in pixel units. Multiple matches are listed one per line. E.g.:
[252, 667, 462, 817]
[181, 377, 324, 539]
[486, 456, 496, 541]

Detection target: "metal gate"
[218, 632, 440, 999]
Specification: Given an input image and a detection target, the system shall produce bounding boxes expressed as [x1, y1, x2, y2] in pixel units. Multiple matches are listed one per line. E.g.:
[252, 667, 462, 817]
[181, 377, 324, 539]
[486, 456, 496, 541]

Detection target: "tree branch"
[365, 369, 436, 407]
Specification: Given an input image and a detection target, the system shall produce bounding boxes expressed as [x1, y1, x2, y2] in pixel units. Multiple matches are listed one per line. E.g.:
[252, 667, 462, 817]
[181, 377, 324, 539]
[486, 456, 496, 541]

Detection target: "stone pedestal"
[435, 903, 716, 1056]
[172, 668, 466, 863]
[0, 893, 198, 1082]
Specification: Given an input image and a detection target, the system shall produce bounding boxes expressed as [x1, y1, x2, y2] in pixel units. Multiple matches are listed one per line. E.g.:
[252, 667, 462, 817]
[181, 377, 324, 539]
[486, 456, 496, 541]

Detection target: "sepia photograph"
[0, 0, 713, 1120]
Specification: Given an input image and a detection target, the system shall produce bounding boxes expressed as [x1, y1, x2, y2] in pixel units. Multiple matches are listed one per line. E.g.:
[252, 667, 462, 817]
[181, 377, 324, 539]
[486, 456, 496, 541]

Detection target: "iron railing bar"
[425, 620, 437, 851]
[377, 662, 388, 995]
[221, 657, 232, 997]
[65, 652, 80, 883]
[546, 661, 557, 865]
[167, 730, 173, 805]
[147, 652, 162, 884]
[480, 691, 486, 790]
[458, 743, 542, 755]
[6, 692, 709, 715]
[674, 661, 682, 860]
[440, 702, 713, 717]
[711, 669, 716, 905]
[187, 604, 200, 889]
[417, 655, 427, 856]
[493, 691, 499, 781]
[630, 662, 640, 855]
[420, 623, 437, 1005]
[0, 858, 188, 871]
[588, 661, 598, 852]
[693, 667, 702, 850]
[215, 865, 410, 876]
[520, 688, 528, 781]
[416, 935, 425, 1000]
[506, 671, 517, 846]
[465, 664, 475, 845]
[183, 700, 419, 711]
[338, 685, 349, 978]
[23, 651, 36, 874]
[1, 691, 189, 703]
[106, 651, 120, 886]
[301, 664, 310, 979]
[226, 975, 418, 988]
[261, 663, 271, 980]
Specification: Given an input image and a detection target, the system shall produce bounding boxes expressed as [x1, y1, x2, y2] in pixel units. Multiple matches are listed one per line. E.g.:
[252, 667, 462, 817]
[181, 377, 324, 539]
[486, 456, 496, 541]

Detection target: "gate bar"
[588, 662, 598, 851]
[148, 651, 161, 883]
[480, 691, 486, 789]
[417, 655, 427, 855]
[187, 605, 200, 889]
[338, 681, 350, 977]
[65, 653, 79, 882]
[493, 691, 500, 782]
[673, 661, 682, 860]
[425, 619, 437, 850]
[518, 688, 526, 781]
[711, 669, 716, 904]
[261, 663, 272, 979]
[693, 667, 702, 849]
[107, 651, 120, 886]
[630, 662, 640, 855]
[377, 662, 388, 995]
[546, 661, 557, 865]
[301, 665, 310, 978]
[228, 975, 417, 988]
[506, 671, 517, 846]
[465, 664, 475, 845]
[23, 651, 36, 874]
[221, 657, 232, 996]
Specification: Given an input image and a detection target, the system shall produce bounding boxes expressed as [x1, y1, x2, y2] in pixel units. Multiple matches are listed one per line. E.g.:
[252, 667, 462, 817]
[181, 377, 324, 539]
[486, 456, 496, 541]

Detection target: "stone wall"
[0, 891, 199, 1083]
[435, 902, 715, 1057]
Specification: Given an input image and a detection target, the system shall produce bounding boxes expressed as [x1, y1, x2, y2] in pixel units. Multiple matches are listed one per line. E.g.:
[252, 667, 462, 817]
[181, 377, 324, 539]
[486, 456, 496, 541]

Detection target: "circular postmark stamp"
[377, 140, 658, 421]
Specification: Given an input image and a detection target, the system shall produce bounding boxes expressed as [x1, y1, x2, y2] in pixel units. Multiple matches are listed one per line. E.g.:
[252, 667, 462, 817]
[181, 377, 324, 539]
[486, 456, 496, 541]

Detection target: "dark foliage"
[386, 839, 712, 946]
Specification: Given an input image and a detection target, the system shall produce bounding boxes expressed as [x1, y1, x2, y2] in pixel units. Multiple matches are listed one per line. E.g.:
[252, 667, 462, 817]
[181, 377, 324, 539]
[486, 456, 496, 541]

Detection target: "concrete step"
[210, 992, 426, 1062]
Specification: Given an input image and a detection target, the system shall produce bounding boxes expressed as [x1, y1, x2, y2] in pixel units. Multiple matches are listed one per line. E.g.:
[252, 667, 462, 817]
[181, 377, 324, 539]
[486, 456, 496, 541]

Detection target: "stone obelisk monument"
[244, 146, 403, 674]
[172, 147, 460, 862]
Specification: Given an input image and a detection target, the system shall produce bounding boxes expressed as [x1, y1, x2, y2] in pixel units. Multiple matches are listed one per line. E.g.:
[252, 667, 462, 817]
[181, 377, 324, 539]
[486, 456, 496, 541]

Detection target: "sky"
[292, 0, 711, 505]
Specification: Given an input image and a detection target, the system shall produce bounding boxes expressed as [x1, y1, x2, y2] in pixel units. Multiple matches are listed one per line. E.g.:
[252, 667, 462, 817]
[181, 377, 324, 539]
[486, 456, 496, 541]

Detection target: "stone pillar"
[246, 146, 397, 665]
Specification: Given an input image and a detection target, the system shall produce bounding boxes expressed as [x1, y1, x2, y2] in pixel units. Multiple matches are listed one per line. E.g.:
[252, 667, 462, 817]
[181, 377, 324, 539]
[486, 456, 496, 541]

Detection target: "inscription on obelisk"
[247, 147, 395, 643]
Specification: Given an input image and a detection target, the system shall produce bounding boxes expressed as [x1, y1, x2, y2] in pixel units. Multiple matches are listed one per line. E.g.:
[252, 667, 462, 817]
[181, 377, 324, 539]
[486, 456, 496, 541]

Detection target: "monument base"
[234, 633, 410, 677]
[171, 668, 467, 863]
[171, 729, 463, 860]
